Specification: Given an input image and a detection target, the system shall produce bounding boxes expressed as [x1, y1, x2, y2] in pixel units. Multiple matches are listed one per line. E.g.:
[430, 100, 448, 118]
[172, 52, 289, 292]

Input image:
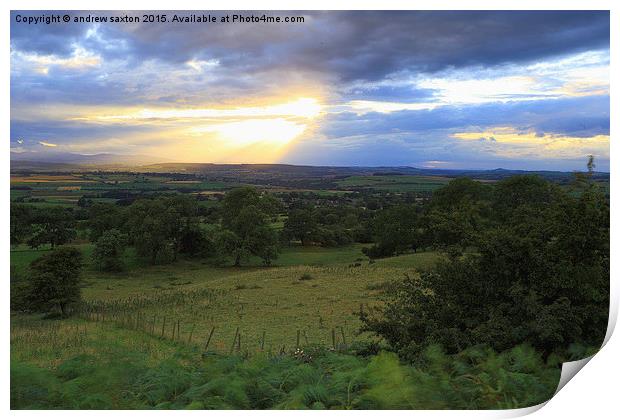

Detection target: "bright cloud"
[72, 98, 323, 123]
[38, 141, 58, 147]
[12, 46, 101, 74]
[452, 127, 609, 159]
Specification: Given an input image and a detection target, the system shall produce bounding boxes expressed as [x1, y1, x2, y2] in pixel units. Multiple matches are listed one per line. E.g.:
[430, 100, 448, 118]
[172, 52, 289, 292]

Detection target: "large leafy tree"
[218, 187, 280, 266]
[282, 206, 318, 246]
[123, 195, 203, 263]
[26, 247, 83, 315]
[87, 203, 125, 242]
[27, 207, 77, 249]
[221, 187, 280, 229]
[421, 178, 492, 253]
[364, 204, 420, 258]
[92, 229, 127, 272]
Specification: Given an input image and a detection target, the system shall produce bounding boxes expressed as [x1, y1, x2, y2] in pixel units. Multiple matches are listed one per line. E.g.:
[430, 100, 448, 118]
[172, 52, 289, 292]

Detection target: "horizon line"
[9, 159, 610, 174]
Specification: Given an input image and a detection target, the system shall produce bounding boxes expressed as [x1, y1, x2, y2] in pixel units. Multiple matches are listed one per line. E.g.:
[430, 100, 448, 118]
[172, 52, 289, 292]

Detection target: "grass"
[11, 241, 441, 354]
[336, 175, 450, 192]
[11, 315, 184, 370]
[76, 254, 439, 352]
[254, 243, 370, 266]
[9, 223, 558, 410]
[11, 314, 561, 409]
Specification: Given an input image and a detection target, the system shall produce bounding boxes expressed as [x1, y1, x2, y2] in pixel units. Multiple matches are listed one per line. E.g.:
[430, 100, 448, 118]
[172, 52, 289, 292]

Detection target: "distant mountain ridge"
[10, 151, 162, 165]
[10, 158, 610, 185]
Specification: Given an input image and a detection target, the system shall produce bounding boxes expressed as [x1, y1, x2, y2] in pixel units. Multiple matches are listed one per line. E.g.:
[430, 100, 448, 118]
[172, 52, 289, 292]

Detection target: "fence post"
[204, 326, 215, 352]
[230, 327, 239, 354]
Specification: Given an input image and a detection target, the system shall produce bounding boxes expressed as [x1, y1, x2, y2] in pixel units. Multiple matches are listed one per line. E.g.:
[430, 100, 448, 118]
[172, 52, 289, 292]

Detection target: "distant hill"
[10, 160, 609, 187]
[10, 151, 162, 166]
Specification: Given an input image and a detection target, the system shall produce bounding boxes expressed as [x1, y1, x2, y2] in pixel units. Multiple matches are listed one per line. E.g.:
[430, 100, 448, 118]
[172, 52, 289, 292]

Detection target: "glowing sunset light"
[79, 97, 323, 122]
[190, 118, 308, 146]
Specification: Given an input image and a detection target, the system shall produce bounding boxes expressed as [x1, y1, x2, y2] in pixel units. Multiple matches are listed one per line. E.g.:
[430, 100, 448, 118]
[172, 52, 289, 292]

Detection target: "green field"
[11, 243, 442, 353]
[336, 175, 451, 192]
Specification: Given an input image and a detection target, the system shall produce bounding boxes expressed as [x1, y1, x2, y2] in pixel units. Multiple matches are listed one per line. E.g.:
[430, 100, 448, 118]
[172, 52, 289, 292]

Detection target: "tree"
[26, 247, 83, 315]
[214, 229, 247, 266]
[87, 203, 124, 242]
[161, 195, 201, 260]
[491, 175, 560, 221]
[10, 204, 33, 247]
[362, 172, 609, 361]
[77, 195, 94, 208]
[124, 199, 171, 263]
[217, 188, 280, 266]
[249, 225, 279, 266]
[283, 206, 317, 245]
[123, 196, 201, 264]
[27, 207, 76, 249]
[420, 178, 491, 253]
[364, 205, 420, 258]
[429, 177, 492, 210]
[179, 225, 214, 257]
[92, 229, 127, 272]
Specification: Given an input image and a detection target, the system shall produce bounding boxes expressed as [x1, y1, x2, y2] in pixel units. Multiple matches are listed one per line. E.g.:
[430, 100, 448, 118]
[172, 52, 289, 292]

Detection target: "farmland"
[336, 175, 451, 192]
[10, 163, 609, 409]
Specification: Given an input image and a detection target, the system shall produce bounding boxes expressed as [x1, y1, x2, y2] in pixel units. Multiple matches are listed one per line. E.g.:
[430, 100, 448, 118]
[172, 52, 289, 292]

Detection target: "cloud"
[12, 46, 101, 75]
[70, 98, 322, 123]
[11, 11, 609, 82]
[38, 141, 57, 147]
[452, 127, 609, 160]
[9, 11, 610, 171]
[321, 95, 609, 140]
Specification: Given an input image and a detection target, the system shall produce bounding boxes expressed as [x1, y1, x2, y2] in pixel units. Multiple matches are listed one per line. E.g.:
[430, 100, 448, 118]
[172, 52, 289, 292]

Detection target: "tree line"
[361, 165, 609, 361]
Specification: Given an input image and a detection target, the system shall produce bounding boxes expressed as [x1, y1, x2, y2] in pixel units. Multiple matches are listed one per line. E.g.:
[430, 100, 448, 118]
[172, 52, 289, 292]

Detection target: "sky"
[10, 11, 610, 171]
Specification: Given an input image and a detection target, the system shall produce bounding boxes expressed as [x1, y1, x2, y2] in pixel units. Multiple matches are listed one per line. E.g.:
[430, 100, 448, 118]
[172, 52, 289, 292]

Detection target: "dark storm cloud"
[11, 11, 90, 56]
[11, 11, 609, 82]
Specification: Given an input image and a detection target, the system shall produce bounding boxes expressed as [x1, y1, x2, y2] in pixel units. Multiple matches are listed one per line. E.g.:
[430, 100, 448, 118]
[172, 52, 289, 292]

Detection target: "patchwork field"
[10, 173, 236, 207]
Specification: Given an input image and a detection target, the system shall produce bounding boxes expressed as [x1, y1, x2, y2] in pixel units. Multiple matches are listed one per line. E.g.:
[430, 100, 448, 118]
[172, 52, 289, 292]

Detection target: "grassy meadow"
[11, 247, 560, 410]
[12, 242, 442, 354]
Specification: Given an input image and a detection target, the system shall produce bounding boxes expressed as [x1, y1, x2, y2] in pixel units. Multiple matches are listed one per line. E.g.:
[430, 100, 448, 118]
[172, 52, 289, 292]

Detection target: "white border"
[2, 1, 617, 419]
